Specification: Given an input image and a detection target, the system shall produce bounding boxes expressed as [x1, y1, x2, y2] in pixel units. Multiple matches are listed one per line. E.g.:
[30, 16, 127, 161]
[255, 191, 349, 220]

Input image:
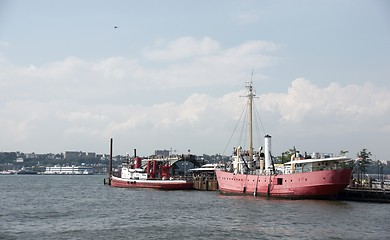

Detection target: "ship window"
[277, 178, 283, 185]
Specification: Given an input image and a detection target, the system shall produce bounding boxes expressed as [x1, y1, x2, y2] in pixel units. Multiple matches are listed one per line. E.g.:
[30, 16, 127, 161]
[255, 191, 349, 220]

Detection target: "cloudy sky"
[0, 0, 389, 159]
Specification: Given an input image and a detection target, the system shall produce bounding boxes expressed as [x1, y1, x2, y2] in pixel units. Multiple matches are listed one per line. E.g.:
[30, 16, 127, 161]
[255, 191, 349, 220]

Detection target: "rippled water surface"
[0, 175, 389, 239]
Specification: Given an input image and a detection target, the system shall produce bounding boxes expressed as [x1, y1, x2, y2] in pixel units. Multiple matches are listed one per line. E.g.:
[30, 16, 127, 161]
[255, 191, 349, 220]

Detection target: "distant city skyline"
[0, 1, 389, 160]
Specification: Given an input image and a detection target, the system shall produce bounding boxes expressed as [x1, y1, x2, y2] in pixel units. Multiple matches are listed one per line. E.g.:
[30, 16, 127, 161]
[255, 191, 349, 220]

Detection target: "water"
[0, 175, 389, 240]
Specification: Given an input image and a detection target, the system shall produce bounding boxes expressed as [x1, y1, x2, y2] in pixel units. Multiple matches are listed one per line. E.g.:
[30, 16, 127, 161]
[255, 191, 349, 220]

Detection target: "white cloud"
[0, 37, 279, 105]
[0, 37, 388, 158]
[260, 78, 390, 134]
[0, 77, 389, 157]
[144, 36, 220, 60]
[57, 111, 108, 122]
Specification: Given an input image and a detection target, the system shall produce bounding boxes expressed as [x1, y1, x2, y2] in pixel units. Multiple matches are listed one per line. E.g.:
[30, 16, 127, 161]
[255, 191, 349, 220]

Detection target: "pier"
[192, 176, 218, 191]
[336, 179, 390, 203]
[337, 187, 390, 203]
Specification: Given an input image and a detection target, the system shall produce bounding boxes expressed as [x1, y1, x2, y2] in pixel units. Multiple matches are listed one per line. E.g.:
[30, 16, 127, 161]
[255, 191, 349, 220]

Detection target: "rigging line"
[240, 155, 250, 171]
[253, 113, 262, 149]
[253, 100, 266, 135]
[255, 108, 264, 147]
[239, 103, 248, 149]
[270, 152, 276, 174]
[251, 100, 264, 148]
[251, 97, 261, 146]
[222, 101, 247, 156]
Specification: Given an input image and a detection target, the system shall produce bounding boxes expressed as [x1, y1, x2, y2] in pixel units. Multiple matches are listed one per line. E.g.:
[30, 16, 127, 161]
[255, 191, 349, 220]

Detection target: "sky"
[0, 0, 389, 160]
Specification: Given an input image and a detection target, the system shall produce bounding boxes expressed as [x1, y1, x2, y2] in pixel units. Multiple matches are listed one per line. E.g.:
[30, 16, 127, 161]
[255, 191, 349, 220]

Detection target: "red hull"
[216, 169, 352, 198]
[110, 176, 193, 190]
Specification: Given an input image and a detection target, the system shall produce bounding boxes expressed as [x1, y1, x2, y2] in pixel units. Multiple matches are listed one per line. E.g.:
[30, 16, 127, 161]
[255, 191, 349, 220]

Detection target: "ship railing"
[309, 152, 336, 159]
[192, 173, 217, 180]
[281, 164, 350, 174]
[171, 175, 194, 181]
[299, 164, 351, 173]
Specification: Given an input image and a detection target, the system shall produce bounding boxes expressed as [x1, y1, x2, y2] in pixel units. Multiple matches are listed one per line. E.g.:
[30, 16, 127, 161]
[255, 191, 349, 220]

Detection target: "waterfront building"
[155, 150, 170, 157]
[64, 151, 83, 160]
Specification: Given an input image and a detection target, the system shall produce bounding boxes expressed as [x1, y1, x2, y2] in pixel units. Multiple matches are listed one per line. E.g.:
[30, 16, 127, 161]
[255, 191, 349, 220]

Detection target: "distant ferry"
[44, 166, 94, 175]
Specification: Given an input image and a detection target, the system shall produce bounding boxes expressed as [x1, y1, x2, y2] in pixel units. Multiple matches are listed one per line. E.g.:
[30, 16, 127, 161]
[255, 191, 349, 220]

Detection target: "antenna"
[251, 66, 254, 82]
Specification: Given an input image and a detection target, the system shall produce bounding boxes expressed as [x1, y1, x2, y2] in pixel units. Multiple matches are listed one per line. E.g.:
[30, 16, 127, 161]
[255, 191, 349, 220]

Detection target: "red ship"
[110, 151, 193, 190]
[216, 80, 353, 199]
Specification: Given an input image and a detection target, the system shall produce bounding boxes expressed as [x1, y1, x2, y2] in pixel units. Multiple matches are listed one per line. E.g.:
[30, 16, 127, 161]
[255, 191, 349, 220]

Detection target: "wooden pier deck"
[337, 187, 390, 203]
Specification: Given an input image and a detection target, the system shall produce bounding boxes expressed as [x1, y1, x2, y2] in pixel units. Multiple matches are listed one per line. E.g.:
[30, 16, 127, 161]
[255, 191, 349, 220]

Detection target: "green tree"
[356, 148, 372, 186]
[281, 150, 292, 163]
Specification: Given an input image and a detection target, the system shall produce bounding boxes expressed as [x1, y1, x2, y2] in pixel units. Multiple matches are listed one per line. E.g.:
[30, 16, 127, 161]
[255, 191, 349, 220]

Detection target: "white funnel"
[264, 135, 272, 170]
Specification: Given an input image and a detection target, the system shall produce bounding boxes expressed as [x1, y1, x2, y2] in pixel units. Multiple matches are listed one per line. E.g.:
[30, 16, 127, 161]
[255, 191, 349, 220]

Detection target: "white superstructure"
[44, 166, 93, 175]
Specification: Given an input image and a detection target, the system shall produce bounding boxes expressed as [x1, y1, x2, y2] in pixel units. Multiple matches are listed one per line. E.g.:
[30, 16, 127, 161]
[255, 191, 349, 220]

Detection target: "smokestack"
[264, 135, 272, 170]
[134, 149, 137, 157]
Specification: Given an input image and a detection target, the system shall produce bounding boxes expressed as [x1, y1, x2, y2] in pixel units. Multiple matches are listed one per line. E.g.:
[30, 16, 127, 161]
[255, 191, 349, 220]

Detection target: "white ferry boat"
[44, 166, 94, 175]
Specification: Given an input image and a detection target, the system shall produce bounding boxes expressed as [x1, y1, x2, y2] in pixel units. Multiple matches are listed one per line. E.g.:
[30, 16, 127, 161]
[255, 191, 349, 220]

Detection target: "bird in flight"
[114, 26, 119, 29]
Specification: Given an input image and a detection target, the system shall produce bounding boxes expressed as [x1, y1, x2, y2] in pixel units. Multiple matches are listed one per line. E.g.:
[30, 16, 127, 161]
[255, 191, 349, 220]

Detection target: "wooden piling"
[193, 176, 218, 191]
[108, 138, 113, 185]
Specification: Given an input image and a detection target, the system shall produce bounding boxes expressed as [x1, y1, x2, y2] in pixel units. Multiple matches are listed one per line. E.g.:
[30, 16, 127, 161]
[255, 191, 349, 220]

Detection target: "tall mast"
[246, 79, 255, 161]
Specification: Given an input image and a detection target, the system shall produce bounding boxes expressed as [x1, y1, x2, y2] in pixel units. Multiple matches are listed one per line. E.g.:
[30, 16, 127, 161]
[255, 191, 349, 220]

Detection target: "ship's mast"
[245, 80, 256, 162]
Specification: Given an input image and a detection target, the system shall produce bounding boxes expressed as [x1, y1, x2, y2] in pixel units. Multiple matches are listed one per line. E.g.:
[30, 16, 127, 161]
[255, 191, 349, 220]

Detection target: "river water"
[0, 175, 388, 240]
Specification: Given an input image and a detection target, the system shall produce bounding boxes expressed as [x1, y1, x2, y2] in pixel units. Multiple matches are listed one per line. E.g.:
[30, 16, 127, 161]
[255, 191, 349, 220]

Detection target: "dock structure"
[193, 176, 218, 191]
[337, 187, 390, 203]
[192, 182, 390, 202]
